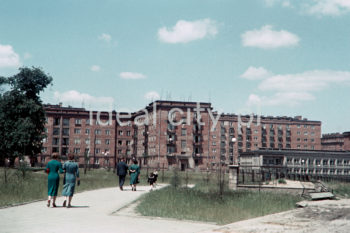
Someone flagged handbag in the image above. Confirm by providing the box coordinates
[45,168,50,174]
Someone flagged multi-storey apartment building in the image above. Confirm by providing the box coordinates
[41,104,118,168]
[41,101,323,170]
[321,132,350,151]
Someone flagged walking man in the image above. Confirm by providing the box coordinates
[116,158,128,191]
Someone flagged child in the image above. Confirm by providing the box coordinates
[148,172,156,190]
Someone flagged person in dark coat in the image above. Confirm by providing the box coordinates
[116,158,128,191]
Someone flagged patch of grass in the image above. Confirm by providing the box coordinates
[0,168,118,207]
[326,181,350,198]
[136,184,302,225]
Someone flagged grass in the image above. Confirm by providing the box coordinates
[0,166,213,207]
[326,181,350,197]
[0,168,119,207]
[136,184,302,225]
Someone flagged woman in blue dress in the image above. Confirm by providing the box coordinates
[129,159,140,191]
[45,153,63,207]
[62,154,80,208]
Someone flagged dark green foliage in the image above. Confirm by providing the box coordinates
[0,67,52,167]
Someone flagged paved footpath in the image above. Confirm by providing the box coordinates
[0,185,215,233]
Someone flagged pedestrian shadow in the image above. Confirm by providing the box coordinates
[69,206,90,208]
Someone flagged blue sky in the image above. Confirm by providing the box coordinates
[1,0,350,134]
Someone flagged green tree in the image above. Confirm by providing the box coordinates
[0,67,52,167]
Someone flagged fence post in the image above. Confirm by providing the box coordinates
[252,170,255,183]
[162,163,165,182]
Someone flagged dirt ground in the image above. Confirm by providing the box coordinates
[199,198,350,233]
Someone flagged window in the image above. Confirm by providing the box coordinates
[297,138,301,142]
[297,124,301,128]
[62,138,69,146]
[74,138,80,145]
[74,128,81,134]
[181,140,186,149]
[304,138,308,142]
[85,129,90,135]
[42,147,47,153]
[105,139,110,145]
[212,135,217,139]
[118,149,122,154]
[75,119,82,125]
[95,139,101,145]
[95,148,100,154]
[118,140,122,145]
[304,125,308,128]
[105,130,110,135]
[74,148,80,154]
[181,128,187,136]
[53,128,59,135]
[297,131,301,135]
[304,131,308,136]
[54,118,60,126]
[52,138,59,145]
[126,140,130,146]
[118,130,123,136]
[212,148,217,153]
[86,119,90,125]
[63,118,69,126]
[323,159,328,165]
[94,158,100,164]
[311,138,315,142]
[311,132,315,136]
[95,129,101,135]
[212,141,216,146]
[62,128,69,136]
[126,131,131,136]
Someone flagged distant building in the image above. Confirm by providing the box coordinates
[240,149,350,177]
[40,100,322,170]
[321,132,350,151]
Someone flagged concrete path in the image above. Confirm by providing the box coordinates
[0,185,215,233]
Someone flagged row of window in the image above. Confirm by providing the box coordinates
[288,168,350,175]
[286,158,350,165]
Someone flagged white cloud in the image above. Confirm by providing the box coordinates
[98,33,112,42]
[241,25,300,49]
[246,69,350,107]
[158,18,218,44]
[120,72,146,80]
[307,0,350,16]
[264,0,350,16]
[144,91,160,101]
[264,0,292,8]
[259,70,350,92]
[247,92,315,107]
[241,66,272,80]
[0,44,21,68]
[90,65,101,72]
[54,90,114,111]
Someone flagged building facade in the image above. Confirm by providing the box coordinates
[240,149,350,177]
[41,101,323,170]
[321,132,350,151]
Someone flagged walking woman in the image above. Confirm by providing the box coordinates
[62,154,80,208]
[129,160,140,191]
[45,153,63,207]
